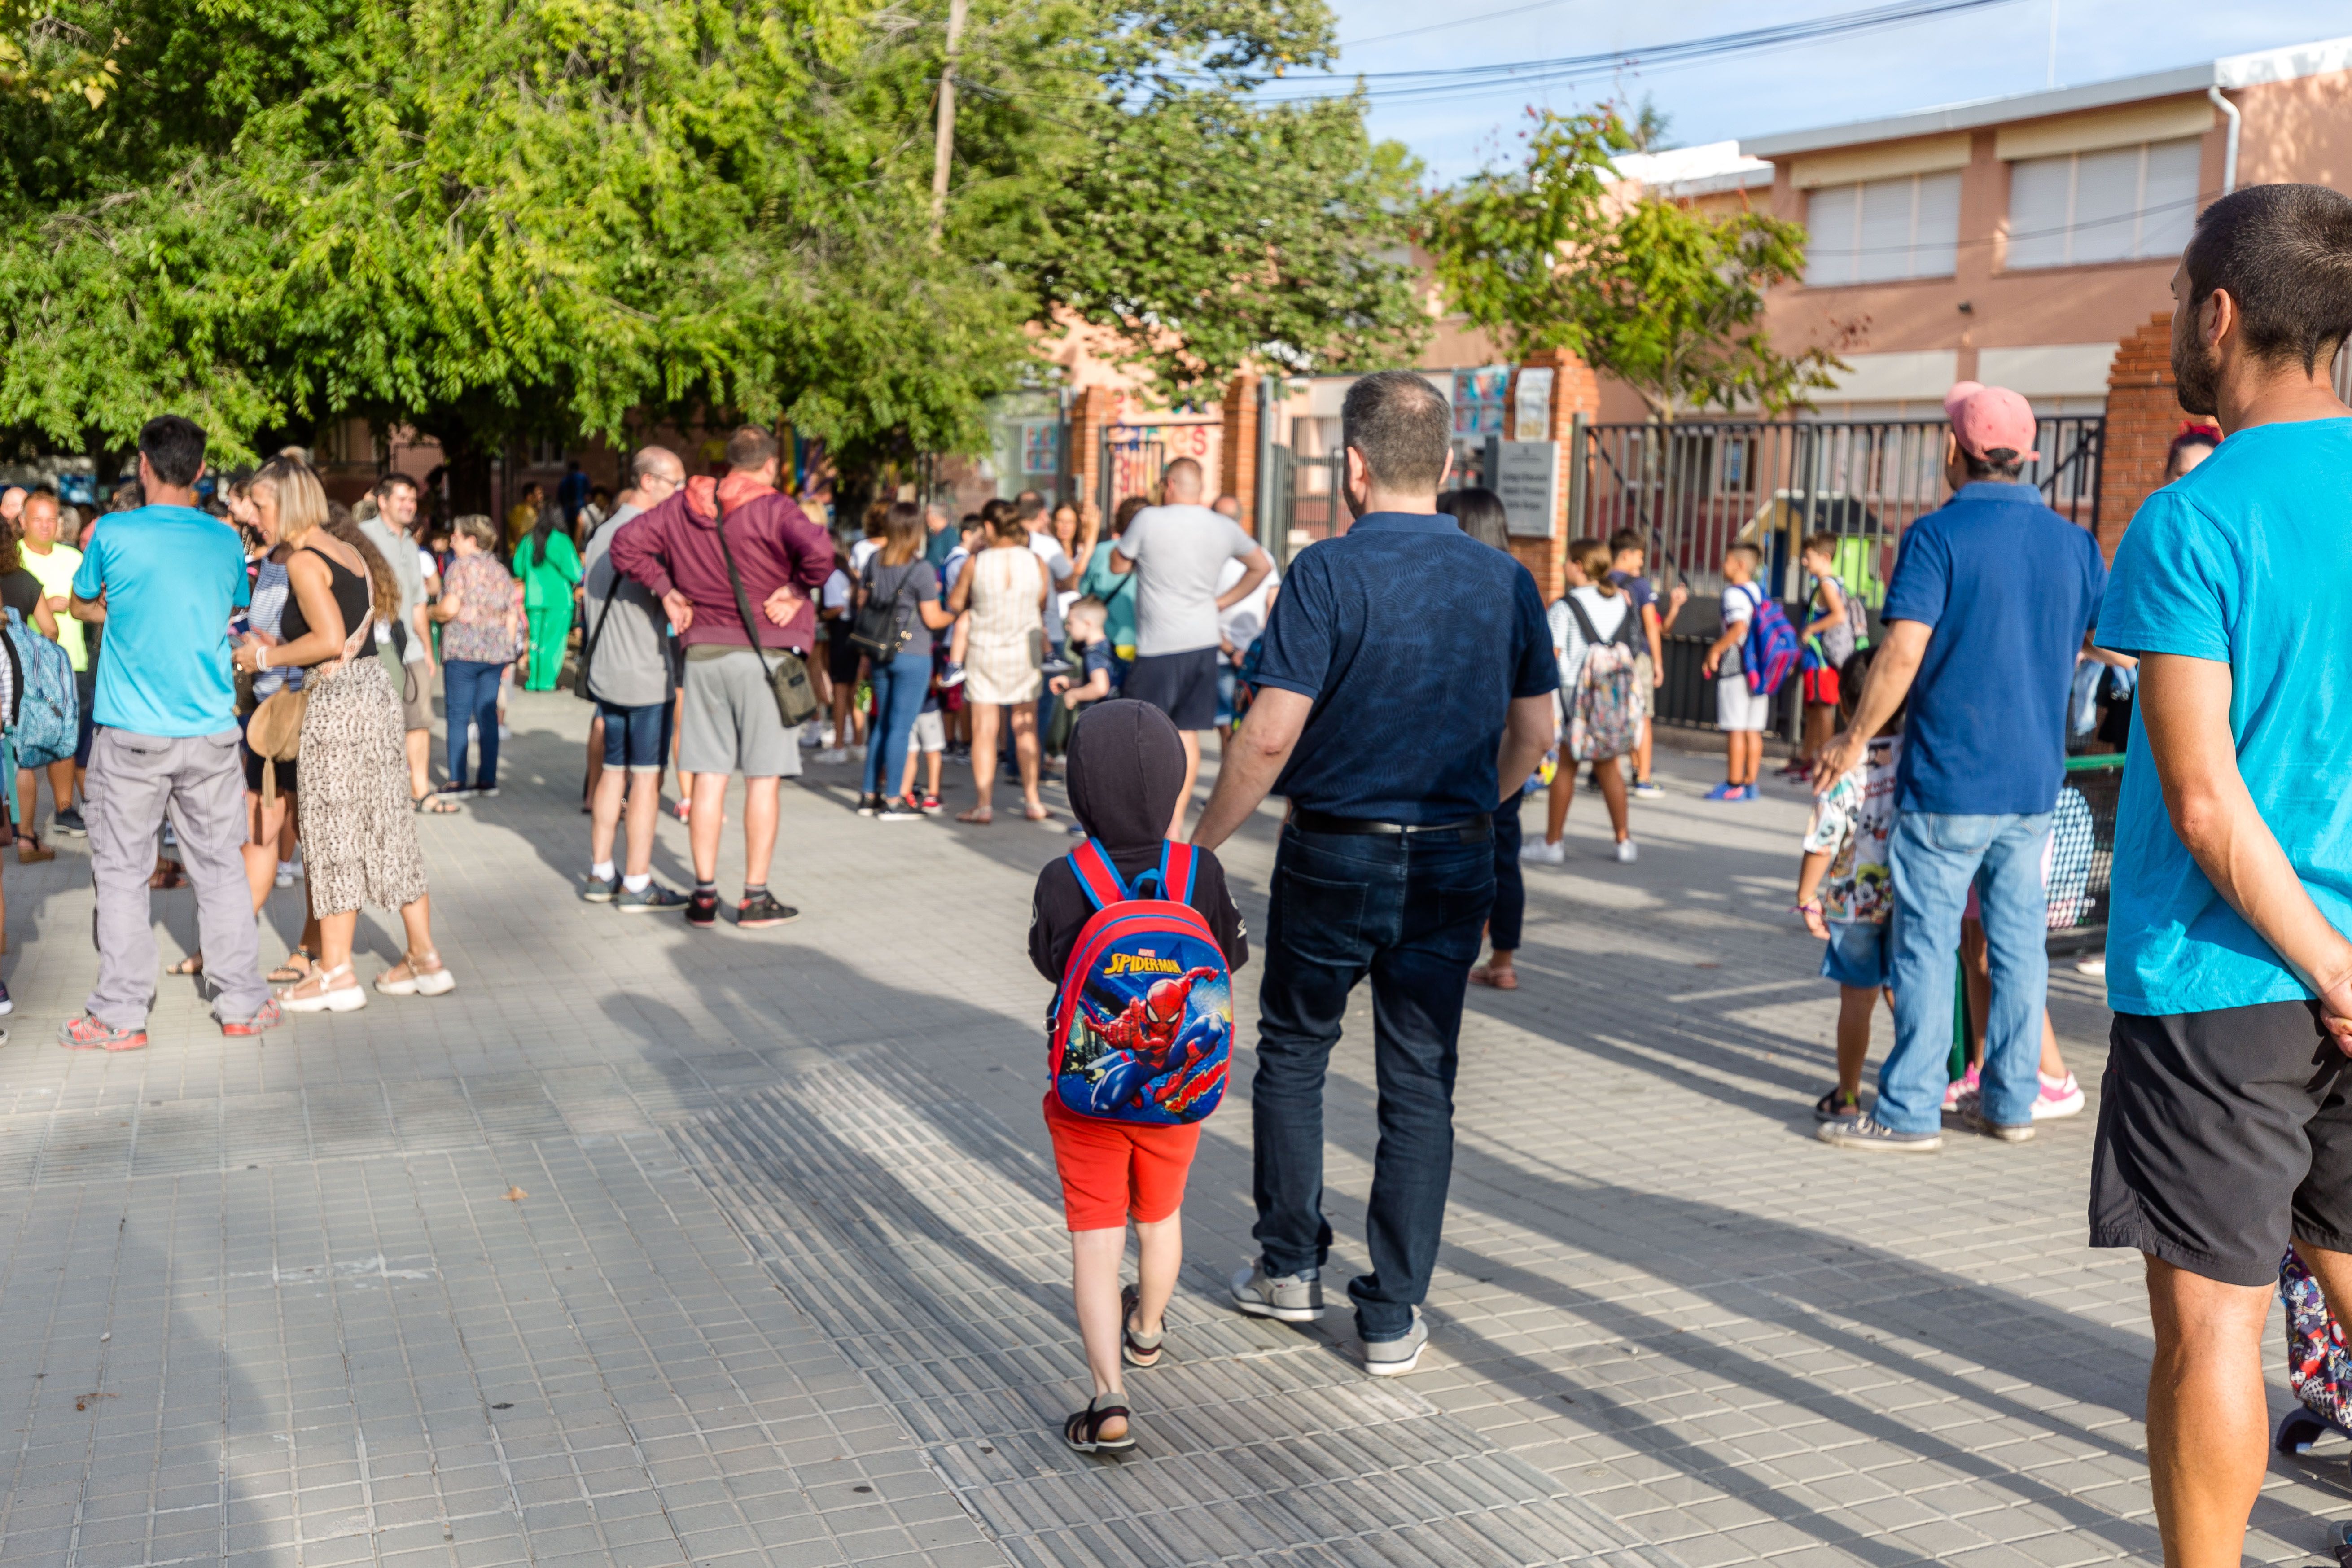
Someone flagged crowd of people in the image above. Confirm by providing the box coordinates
[3,181,2349,1568]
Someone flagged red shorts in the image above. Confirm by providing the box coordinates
[1043,1095,1201,1231]
[1802,666,1840,707]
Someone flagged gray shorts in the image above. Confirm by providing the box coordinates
[912,710,945,753]
[401,659,434,732]
[679,647,803,779]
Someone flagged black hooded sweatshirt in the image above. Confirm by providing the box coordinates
[1028,700,1248,984]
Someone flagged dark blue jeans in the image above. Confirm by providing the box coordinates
[1252,821,1496,1340]
[1489,807,1524,952]
[862,648,931,799]
[443,659,503,790]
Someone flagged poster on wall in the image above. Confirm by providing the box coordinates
[1453,367,1511,438]
[1513,368,1554,440]
[1021,421,1061,476]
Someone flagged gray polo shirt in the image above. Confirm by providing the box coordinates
[582,505,674,707]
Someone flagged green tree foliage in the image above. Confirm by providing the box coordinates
[1425,107,1842,421]
[0,0,1425,470]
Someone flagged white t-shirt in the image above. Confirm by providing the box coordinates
[850,537,882,574]
[1027,531,1075,644]
[1718,582,1764,676]
[1115,504,1260,657]
[821,568,851,614]
[1215,556,1280,661]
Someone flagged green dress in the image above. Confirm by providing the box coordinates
[517,532,582,691]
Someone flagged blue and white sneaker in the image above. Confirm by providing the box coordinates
[1703,782,1745,802]
[1816,1113,1941,1153]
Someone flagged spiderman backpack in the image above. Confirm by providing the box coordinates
[1047,839,1234,1126]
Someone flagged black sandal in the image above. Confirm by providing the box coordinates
[1063,1396,1135,1454]
[1120,1283,1163,1369]
[267,947,318,985]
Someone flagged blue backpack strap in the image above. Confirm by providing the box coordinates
[1160,840,1199,905]
[1066,840,1131,911]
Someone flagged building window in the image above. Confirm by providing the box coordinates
[1803,171,1961,286]
[2005,137,2199,269]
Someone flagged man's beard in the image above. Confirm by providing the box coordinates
[2173,321,2221,416]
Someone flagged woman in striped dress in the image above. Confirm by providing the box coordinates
[946,504,1049,824]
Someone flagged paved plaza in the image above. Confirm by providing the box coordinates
[0,692,2343,1568]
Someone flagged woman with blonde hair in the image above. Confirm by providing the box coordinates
[231,458,449,1010]
[946,499,1050,824]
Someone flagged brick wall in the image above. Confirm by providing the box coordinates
[1068,385,1115,516]
[1507,349,1602,601]
[1219,371,1258,531]
[2097,312,2188,562]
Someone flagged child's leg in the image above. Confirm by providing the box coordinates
[1545,768,1573,846]
[923,748,942,797]
[1961,916,1991,1069]
[2039,1009,2065,1079]
[1132,1213,1180,1336]
[1836,985,1877,1097]
[1722,730,1740,785]
[1069,1226,1129,1406]
[1742,731,1765,784]
[1596,754,1630,842]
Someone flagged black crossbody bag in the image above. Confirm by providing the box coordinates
[709,489,819,728]
[849,559,915,660]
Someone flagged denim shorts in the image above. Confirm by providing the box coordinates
[1820,919,1891,989]
[599,698,670,772]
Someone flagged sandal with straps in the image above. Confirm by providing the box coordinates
[375,949,456,997]
[279,961,367,1014]
[1120,1283,1164,1369]
[1062,1395,1136,1455]
[267,947,318,985]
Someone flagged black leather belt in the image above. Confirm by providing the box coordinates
[1291,807,1492,839]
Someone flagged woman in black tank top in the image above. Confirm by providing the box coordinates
[232,459,451,1012]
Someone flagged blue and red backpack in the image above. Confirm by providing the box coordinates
[1743,595,1802,698]
[1047,839,1233,1126]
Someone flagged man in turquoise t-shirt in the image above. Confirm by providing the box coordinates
[2086,184,2352,1564]
[61,415,277,1049]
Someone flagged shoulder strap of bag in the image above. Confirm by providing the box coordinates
[709,490,780,686]
[1562,593,1603,647]
[1159,840,1198,905]
[577,527,628,696]
[1068,840,1130,911]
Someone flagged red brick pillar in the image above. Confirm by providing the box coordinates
[2098,313,2187,563]
[1506,350,1603,602]
[1219,371,1258,530]
[1069,386,1115,515]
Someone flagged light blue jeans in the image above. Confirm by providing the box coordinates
[1881,810,2053,1134]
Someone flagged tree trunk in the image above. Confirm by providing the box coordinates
[427,419,495,518]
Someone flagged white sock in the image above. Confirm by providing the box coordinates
[591,860,615,881]
[622,873,651,893]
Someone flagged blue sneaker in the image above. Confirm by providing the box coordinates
[1739,784,1762,802]
[1703,782,1744,802]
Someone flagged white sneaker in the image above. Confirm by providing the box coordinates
[1614,839,1638,863]
[275,861,294,888]
[2032,1072,2086,1120]
[1518,838,1566,867]
[2074,955,2106,976]
[817,748,849,766]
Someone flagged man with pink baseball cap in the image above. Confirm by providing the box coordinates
[1810,378,2107,1154]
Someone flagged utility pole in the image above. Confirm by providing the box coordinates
[929,0,969,244]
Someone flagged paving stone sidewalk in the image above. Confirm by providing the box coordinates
[0,694,2343,1567]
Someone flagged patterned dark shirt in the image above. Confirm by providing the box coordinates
[1251,512,1559,824]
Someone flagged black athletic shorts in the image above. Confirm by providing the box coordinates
[2089,1000,2352,1287]
[825,628,862,686]
[1123,647,1219,731]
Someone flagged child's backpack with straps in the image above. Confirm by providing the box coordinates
[1742,593,1803,698]
[1564,596,1641,762]
[4,607,74,765]
[1048,839,1233,1126]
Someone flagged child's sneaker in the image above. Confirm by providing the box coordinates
[1813,1085,1860,1121]
[1703,782,1744,802]
[1519,837,1566,867]
[918,793,944,816]
[940,661,967,688]
[1739,784,1762,801]
[1613,839,1638,864]
[1942,1061,1980,1112]
[2032,1071,2085,1119]
[1631,780,1665,799]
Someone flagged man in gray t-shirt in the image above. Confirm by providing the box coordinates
[579,446,688,911]
[358,473,435,802]
[1109,456,1274,834]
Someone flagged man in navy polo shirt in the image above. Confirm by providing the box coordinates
[1811,382,2106,1152]
[1192,370,1556,1375]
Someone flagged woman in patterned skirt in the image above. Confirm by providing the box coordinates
[232,458,451,1012]
[946,501,1049,825]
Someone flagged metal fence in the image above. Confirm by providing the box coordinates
[1095,427,1167,518]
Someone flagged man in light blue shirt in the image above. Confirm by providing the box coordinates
[2083,183,2352,1565]
[61,415,277,1048]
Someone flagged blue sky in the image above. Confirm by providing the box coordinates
[1314,0,2343,182]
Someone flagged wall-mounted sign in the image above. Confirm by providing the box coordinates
[1489,440,1559,538]
[1453,366,1511,438]
[1513,368,1555,441]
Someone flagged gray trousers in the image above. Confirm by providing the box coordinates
[86,727,269,1028]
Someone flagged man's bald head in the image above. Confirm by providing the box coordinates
[1162,459,1204,503]
[632,445,685,486]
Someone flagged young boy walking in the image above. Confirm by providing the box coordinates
[1029,700,1247,1454]
[1700,542,1768,800]
[1606,530,1687,799]
[1796,649,1901,1123]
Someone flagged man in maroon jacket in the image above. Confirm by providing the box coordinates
[610,425,832,929]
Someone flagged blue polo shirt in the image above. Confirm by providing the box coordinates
[71,504,250,737]
[1251,512,1558,823]
[1879,482,2105,816]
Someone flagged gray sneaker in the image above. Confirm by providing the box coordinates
[1816,1113,1941,1153]
[1230,1262,1324,1323]
[615,882,688,914]
[1955,1090,2036,1143]
[583,873,619,903]
[1363,1312,1429,1378]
